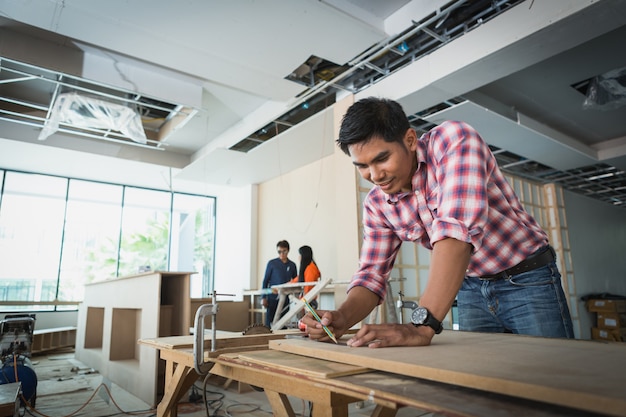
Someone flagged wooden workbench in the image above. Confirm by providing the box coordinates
[138,330,301,417]
[211,349,610,417]
[140,329,626,417]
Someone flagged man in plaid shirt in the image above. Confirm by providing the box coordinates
[303,97,574,347]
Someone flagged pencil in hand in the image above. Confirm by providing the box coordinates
[302,298,338,344]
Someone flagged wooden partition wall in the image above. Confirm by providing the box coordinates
[75,271,193,406]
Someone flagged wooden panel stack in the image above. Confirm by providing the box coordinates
[586,298,626,342]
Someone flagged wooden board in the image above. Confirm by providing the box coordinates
[138,329,301,350]
[332,371,603,417]
[269,331,626,417]
[236,349,369,378]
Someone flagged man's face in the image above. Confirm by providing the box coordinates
[348,129,418,195]
[277,247,289,261]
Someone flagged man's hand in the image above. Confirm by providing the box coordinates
[347,323,434,348]
[301,310,349,342]
[261,298,268,308]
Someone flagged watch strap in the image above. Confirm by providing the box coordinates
[413,307,443,334]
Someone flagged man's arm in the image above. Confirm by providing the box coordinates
[261,261,272,305]
[419,237,472,325]
[336,286,380,329]
[343,237,471,347]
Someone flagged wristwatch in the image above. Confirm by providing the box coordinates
[410,306,443,334]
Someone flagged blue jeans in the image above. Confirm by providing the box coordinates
[458,262,574,338]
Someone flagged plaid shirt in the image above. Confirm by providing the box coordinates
[349,121,548,300]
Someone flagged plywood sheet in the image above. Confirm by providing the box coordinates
[269,331,626,417]
[236,349,369,378]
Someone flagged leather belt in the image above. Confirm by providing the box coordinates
[479,246,555,280]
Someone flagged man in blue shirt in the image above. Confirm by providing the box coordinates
[262,240,298,327]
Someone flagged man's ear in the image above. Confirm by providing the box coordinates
[404,128,418,151]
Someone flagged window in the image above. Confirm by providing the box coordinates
[0,169,216,311]
[118,187,171,277]
[171,193,215,298]
[0,172,67,310]
[59,180,123,304]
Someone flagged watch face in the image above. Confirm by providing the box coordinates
[411,307,428,325]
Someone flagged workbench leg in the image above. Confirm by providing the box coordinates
[156,361,199,417]
[312,402,349,417]
[371,404,398,417]
[264,390,296,417]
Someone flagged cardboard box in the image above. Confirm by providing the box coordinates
[591,327,626,342]
[586,299,626,313]
[597,312,626,329]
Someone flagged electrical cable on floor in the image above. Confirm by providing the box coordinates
[201,372,224,417]
[223,403,262,416]
[17,376,156,417]
[197,374,277,417]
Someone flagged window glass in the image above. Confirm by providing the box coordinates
[118,187,171,277]
[0,172,67,311]
[171,194,216,298]
[58,180,123,303]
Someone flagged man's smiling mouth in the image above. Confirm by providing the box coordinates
[377,179,393,190]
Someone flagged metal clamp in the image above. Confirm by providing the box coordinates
[193,291,236,375]
[193,302,218,375]
[396,291,418,324]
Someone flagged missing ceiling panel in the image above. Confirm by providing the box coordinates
[490,145,626,208]
[229,91,336,153]
[38,92,147,144]
[580,66,626,112]
[286,55,350,88]
[0,56,198,149]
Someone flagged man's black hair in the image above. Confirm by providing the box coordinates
[277,240,290,250]
[336,97,411,155]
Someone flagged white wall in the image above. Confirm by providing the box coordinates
[255,96,361,290]
[564,190,626,339]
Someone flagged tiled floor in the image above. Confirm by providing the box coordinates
[23,349,436,417]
